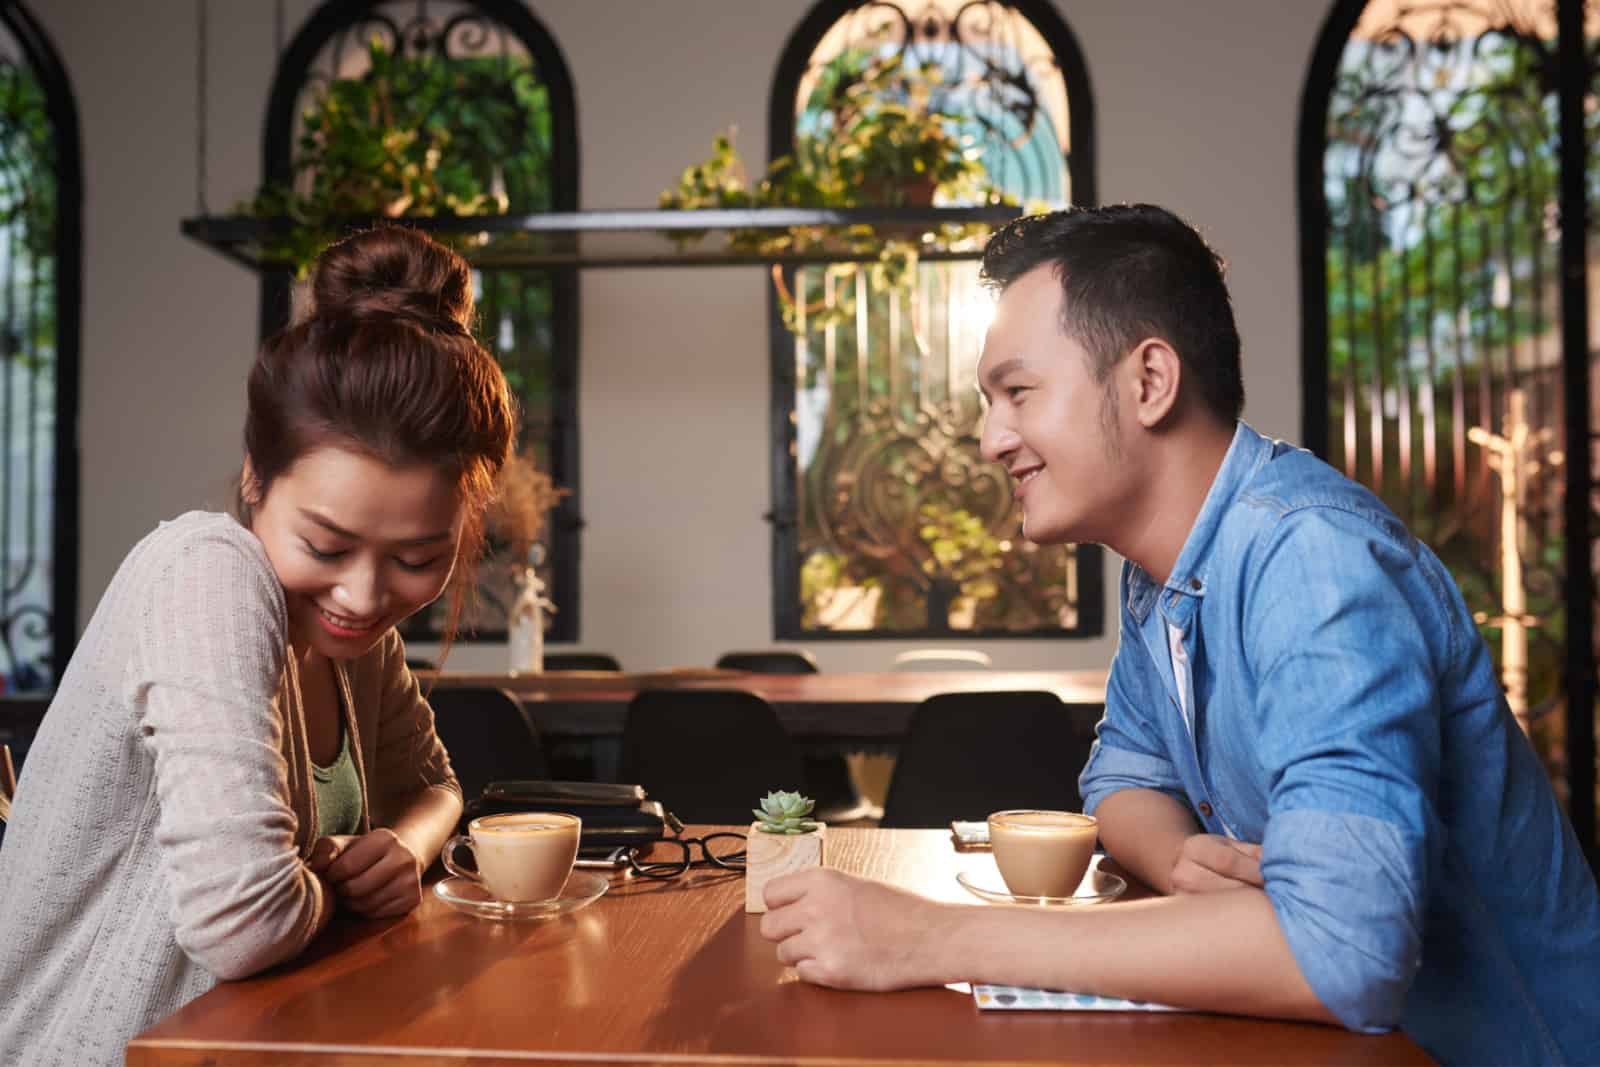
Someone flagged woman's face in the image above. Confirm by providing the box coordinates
[247,444,463,661]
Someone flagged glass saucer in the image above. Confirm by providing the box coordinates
[433,870,608,921]
[956,866,1126,907]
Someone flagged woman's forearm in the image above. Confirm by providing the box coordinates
[384,784,463,870]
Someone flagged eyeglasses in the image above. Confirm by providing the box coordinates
[626,832,748,880]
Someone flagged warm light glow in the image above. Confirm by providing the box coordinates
[1350,0,1600,42]
[795,1,1072,173]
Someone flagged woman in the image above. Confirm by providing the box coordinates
[0,227,516,1065]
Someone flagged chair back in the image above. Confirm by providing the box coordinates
[715,649,819,674]
[426,687,549,802]
[621,689,804,824]
[543,652,623,672]
[880,692,1101,828]
[715,650,872,820]
[0,743,14,824]
[891,649,993,672]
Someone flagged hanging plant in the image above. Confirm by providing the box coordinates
[660,54,1001,334]
[236,39,552,276]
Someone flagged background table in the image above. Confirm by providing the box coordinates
[421,669,1109,742]
[128,827,1432,1066]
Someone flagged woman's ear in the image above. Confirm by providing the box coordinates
[239,458,263,508]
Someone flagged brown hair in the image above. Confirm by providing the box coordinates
[238,225,517,650]
[980,204,1244,424]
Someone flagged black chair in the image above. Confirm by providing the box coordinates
[426,686,550,802]
[713,650,874,823]
[620,689,805,824]
[544,652,623,672]
[880,692,1101,828]
[715,649,819,674]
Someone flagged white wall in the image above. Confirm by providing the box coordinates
[34,0,1330,673]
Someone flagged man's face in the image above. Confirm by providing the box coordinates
[977,265,1134,546]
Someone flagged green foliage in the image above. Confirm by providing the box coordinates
[799,550,879,629]
[0,61,58,373]
[236,39,552,275]
[1325,34,1582,737]
[1324,37,1560,385]
[753,790,820,834]
[661,56,987,214]
[917,503,1003,601]
[660,53,997,333]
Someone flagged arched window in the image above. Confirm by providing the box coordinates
[768,0,1097,639]
[1300,0,1595,845]
[262,0,581,642]
[0,3,80,691]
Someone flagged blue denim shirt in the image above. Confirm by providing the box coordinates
[1079,423,1600,1066]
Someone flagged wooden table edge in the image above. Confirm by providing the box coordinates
[127,1034,1059,1066]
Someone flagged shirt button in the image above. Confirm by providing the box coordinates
[1189,577,1202,590]
[1197,801,1214,817]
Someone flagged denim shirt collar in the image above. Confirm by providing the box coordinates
[1124,421,1273,625]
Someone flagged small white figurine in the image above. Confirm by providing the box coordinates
[508,566,554,673]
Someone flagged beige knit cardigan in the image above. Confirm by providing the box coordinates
[0,512,459,1066]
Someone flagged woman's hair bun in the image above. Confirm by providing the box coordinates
[309,225,474,333]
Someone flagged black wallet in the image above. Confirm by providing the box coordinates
[460,779,673,850]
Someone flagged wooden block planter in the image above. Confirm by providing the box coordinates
[745,823,826,913]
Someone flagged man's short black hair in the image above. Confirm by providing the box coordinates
[980,204,1245,424]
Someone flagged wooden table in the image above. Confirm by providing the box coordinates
[128,828,1432,1066]
[421,669,1109,741]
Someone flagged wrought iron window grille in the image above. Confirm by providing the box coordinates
[0,3,80,691]
[765,0,1102,640]
[178,1,1094,646]
[190,0,584,643]
[1300,0,1596,859]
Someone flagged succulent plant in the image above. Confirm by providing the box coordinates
[753,790,820,834]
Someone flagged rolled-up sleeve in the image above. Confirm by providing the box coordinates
[1080,606,1187,815]
[1247,508,1445,1032]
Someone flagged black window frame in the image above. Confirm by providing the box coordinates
[765,0,1102,642]
[257,0,583,643]
[0,1,81,686]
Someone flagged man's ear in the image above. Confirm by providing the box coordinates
[240,457,263,508]
[1128,338,1182,429]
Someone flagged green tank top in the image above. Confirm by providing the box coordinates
[310,726,363,838]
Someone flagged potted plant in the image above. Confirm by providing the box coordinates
[237,38,550,276]
[745,790,825,914]
[659,54,995,334]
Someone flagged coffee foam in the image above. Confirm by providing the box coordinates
[992,811,1096,833]
[473,812,578,835]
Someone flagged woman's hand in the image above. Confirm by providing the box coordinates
[1169,834,1264,894]
[307,829,423,917]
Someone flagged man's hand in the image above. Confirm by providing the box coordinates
[307,829,423,918]
[758,868,954,991]
[1169,834,1263,894]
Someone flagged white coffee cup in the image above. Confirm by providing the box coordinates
[441,811,581,903]
[987,809,1098,899]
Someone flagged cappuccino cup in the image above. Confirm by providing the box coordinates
[987,810,1098,899]
[441,812,581,903]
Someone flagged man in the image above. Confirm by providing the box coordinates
[759,205,1600,1066]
